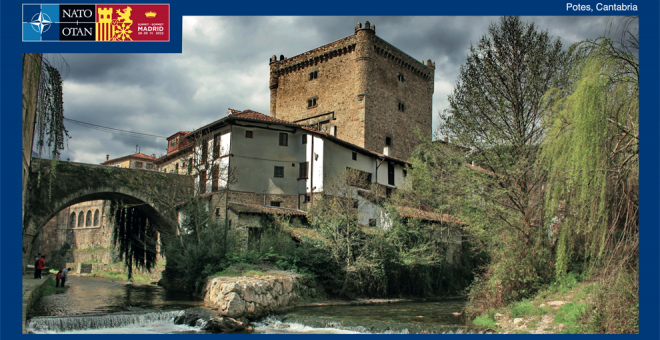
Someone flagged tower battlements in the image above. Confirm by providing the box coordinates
[269,22,435,161]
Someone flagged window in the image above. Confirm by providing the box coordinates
[93,210,100,226]
[398,102,405,112]
[212,165,220,192]
[403,168,407,177]
[386,188,392,198]
[270,201,281,207]
[199,170,207,194]
[369,219,376,227]
[246,130,253,138]
[352,152,357,161]
[213,134,221,159]
[86,211,92,227]
[353,200,359,209]
[135,162,143,168]
[274,166,284,178]
[299,162,309,179]
[398,74,405,82]
[302,134,307,144]
[388,162,395,185]
[146,163,153,169]
[303,195,311,203]
[187,158,193,174]
[307,98,317,108]
[70,212,76,229]
[175,163,179,174]
[201,139,208,163]
[170,140,176,147]
[386,137,392,146]
[215,208,221,217]
[78,213,84,227]
[279,133,288,146]
[309,71,318,80]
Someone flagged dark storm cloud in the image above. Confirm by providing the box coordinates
[58,16,622,164]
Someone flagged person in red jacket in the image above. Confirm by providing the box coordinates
[35,255,46,279]
[55,270,63,287]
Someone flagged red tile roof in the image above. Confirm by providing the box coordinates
[465,163,494,175]
[102,152,158,165]
[228,202,307,216]
[395,206,466,225]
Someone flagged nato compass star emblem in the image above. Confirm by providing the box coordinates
[30,11,52,34]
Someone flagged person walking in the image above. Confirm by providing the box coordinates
[61,267,71,287]
[33,253,42,279]
[35,255,46,279]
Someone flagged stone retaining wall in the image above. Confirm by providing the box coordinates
[202,274,320,319]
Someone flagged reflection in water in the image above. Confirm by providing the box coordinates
[28,275,204,318]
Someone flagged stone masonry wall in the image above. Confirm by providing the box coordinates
[269,25,435,161]
[203,274,321,319]
[365,35,434,160]
[269,35,367,148]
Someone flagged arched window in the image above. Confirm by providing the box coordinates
[70,212,76,228]
[86,210,92,227]
[93,209,100,226]
[78,212,84,227]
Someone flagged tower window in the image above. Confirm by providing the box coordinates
[279,133,288,146]
[309,71,318,80]
[274,166,284,178]
[398,102,405,112]
[398,74,405,82]
[307,98,317,108]
[386,137,392,146]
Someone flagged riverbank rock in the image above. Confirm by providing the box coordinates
[202,272,321,319]
[173,307,248,333]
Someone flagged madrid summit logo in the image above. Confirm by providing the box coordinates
[22,4,170,42]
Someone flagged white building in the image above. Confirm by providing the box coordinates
[169,108,410,229]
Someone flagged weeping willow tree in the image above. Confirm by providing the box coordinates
[541,32,638,277]
[33,56,71,201]
[110,200,159,280]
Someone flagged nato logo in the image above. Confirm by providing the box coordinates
[23,4,60,41]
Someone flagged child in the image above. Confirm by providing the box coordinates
[55,269,63,288]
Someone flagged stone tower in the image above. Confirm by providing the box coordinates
[269,21,435,161]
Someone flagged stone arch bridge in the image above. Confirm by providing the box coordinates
[23,158,193,272]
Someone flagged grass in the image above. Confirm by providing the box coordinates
[91,270,152,284]
[473,315,498,329]
[555,303,588,333]
[471,272,598,334]
[41,278,70,297]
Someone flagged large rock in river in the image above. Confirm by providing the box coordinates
[202,272,321,319]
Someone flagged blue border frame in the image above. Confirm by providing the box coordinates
[2,0,658,338]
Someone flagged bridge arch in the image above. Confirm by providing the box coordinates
[23,158,192,272]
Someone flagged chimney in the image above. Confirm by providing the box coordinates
[106,155,109,161]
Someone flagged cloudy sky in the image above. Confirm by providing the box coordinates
[53,16,619,164]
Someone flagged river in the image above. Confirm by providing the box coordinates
[26,275,481,334]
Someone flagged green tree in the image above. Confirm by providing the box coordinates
[541,34,638,277]
[440,16,565,310]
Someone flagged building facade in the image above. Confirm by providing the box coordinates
[102,152,159,170]
[268,22,435,161]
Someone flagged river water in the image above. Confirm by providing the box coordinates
[27,276,479,334]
